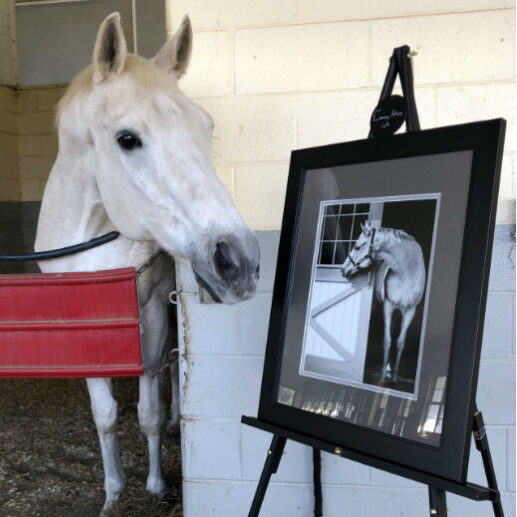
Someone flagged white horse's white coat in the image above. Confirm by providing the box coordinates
[342,222,425,383]
[35,12,259,514]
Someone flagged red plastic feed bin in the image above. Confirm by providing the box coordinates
[0,267,143,378]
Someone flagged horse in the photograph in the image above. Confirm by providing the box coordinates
[342,221,425,384]
[35,13,259,515]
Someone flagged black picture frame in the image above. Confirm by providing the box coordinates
[258,119,506,483]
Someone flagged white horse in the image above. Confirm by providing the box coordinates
[35,12,259,514]
[342,221,425,384]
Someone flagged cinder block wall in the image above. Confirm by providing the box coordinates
[0,85,64,202]
[166,0,515,227]
[167,1,516,516]
[16,86,64,200]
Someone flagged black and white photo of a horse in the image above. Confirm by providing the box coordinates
[342,221,426,384]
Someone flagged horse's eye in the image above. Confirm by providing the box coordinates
[117,131,142,151]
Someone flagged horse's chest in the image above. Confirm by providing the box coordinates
[383,270,421,308]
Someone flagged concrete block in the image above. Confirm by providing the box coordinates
[235,22,370,94]
[178,292,271,356]
[0,132,17,157]
[0,86,16,111]
[466,426,506,488]
[508,427,516,492]
[296,0,515,23]
[180,355,263,417]
[436,83,515,153]
[0,178,20,201]
[21,178,46,201]
[370,466,420,488]
[321,452,370,486]
[0,107,16,134]
[17,111,56,136]
[241,424,313,483]
[322,485,428,517]
[182,30,233,98]
[447,491,515,517]
[372,11,515,86]
[198,96,296,162]
[17,134,58,158]
[18,156,54,179]
[476,359,515,426]
[496,200,516,226]
[166,0,298,31]
[235,162,288,230]
[488,225,515,293]
[16,89,38,113]
[36,88,65,112]
[216,165,234,198]
[183,480,314,517]
[482,292,514,358]
[0,156,19,179]
[167,0,514,30]
[181,417,242,480]
[297,88,435,149]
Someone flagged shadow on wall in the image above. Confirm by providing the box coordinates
[0,201,41,274]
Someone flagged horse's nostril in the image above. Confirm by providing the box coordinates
[255,264,260,278]
[214,241,240,282]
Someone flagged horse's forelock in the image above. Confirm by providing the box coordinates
[57,54,169,124]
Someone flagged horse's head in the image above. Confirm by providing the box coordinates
[341,221,375,279]
[58,13,259,304]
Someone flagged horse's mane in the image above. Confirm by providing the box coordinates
[377,227,415,243]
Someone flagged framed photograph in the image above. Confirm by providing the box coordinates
[258,120,505,482]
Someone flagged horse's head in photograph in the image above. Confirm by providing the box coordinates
[341,220,376,279]
[57,12,259,304]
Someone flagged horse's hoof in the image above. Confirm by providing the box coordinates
[146,475,167,500]
[100,496,119,517]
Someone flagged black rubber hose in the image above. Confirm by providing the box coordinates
[0,231,120,262]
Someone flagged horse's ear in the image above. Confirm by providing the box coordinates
[361,220,372,235]
[152,15,192,78]
[92,12,128,83]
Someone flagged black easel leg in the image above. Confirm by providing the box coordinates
[473,406,505,517]
[312,448,322,517]
[428,486,448,517]
[248,434,287,517]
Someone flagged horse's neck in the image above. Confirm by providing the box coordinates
[375,230,416,275]
[35,144,158,273]
[36,147,111,249]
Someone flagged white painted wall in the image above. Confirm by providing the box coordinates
[166,0,515,227]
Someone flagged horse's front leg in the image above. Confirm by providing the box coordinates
[138,372,166,497]
[381,301,394,383]
[393,306,416,382]
[86,377,126,514]
[138,289,168,498]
